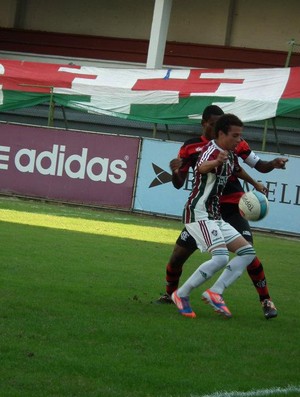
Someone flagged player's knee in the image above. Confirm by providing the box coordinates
[235,244,256,262]
[200,252,229,279]
[211,249,230,268]
[169,244,193,267]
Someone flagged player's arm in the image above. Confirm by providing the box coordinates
[169,158,188,189]
[254,157,288,173]
[237,140,288,173]
[197,151,228,173]
[236,167,267,194]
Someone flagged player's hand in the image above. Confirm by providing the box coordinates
[216,150,228,165]
[254,182,268,195]
[272,157,288,169]
[169,158,182,174]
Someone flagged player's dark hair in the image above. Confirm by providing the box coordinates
[215,113,243,137]
[202,105,224,122]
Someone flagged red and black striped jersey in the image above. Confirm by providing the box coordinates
[178,136,210,172]
[220,139,259,203]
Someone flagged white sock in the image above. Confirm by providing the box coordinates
[210,245,256,295]
[177,248,229,297]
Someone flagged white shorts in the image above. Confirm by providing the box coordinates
[185,219,241,252]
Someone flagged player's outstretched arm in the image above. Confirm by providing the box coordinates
[255,157,288,173]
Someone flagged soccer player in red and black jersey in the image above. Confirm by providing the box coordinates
[156,105,288,319]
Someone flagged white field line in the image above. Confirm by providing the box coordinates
[193,385,300,397]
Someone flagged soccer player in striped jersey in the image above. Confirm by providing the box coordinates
[171,113,265,318]
[156,106,287,319]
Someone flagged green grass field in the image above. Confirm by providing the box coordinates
[0,196,299,397]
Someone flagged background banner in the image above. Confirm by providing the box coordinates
[1,124,299,235]
[0,124,140,209]
[1,60,300,125]
[133,138,300,235]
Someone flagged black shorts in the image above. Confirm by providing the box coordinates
[220,203,253,244]
[176,227,198,251]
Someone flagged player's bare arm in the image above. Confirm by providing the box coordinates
[255,157,288,173]
[236,167,267,194]
[169,158,187,189]
[198,151,228,174]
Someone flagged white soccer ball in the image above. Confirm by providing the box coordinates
[238,191,269,222]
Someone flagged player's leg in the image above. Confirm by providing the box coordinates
[176,245,229,297]
[202,222,255,318]
[155,227,197,304]
[209,235,256,293]
[173,221,229,317]
[221,203,277,319]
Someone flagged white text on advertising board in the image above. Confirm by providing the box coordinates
[0,144,128,184]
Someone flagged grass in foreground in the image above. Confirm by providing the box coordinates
[0,197,299,397]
